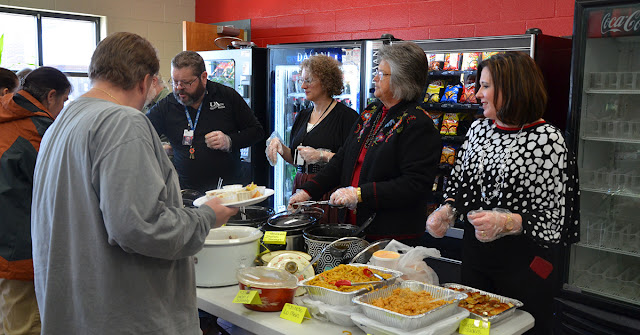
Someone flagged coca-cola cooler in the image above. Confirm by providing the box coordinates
[555,1,640,333]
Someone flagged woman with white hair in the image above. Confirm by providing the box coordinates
[289,42,441,245]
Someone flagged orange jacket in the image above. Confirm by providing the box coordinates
[0,90,54,281]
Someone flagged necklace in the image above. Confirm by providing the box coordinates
[93,87,122,105]
[475,124,525,204]
[308,100,334,133]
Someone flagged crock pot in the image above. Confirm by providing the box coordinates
[194,226,263,287]
[227,206,274,228]
[303,224,369,274]
[263,210,318,251]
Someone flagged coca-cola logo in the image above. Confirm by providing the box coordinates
[601,10,640,34]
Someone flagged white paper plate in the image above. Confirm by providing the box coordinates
[193,188,274,208]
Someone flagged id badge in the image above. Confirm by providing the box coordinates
[182,129,194,145]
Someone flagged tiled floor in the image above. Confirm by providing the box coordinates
[216,318,257,335]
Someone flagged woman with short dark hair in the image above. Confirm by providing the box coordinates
[289,42,441,243]
[427,51,579,334]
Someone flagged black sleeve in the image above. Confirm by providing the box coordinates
[228,91,265,149]
[146,101,166,137]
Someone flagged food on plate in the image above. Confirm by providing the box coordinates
[306,264,392,292]
[205,183,265,204]
[450,288,515,316]
[368,287,451,315]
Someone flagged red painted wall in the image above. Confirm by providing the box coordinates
[196,0,575,47]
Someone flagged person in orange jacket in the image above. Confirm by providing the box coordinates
[0,66,70,335]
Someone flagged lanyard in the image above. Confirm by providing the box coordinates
[185,101,203,131]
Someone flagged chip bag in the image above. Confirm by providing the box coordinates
[426,111,443,130]
[482,51,500,61]
[441,84,462,103]
[461,52,480,71]
[459,83,477,104]
[440,113,460,135]
[428,53,445,71]
[443,53,462,71]
[425,82,444,103]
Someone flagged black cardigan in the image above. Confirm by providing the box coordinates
[302,100,441,238]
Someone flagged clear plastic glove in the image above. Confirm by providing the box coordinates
[426,204,456,238]
[204,131,232,152]
[329,186,358,210]
[297,146,328,164]
[266,136,284,166]
[467,208,523,243]
[287,189,311,210]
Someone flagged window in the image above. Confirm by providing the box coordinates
[0,7,100,102]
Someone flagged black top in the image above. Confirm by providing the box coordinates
[444,118,580,268]
[302,100,442,238]
[147,80,264,192]
[289,101,359,159]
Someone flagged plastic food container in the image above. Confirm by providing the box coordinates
[236,267,298,312]
[297,264,403,306]
[370,250,401,269]
[352,281,466,331]
[194,226,263,287]
[442,283,524,324]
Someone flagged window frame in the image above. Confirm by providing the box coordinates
[0,6,100,78]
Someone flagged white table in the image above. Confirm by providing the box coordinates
[197,285,534,335]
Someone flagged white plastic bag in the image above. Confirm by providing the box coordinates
[381,240,441,285]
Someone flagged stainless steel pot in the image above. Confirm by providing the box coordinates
[227,206,274,228]
[303,224,369,274]
[263,210,321,251]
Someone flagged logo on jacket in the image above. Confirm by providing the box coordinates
[210,101,226,110]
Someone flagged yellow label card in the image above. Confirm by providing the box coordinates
[232,290,262,305]
[459,318,491,335]
[279,303,311,324]
[263,231,287,245]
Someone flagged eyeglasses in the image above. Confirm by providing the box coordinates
[297,77,314,85]
[169,77,199,88]
[375,71,391,79]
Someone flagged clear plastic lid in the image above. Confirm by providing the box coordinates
[236,266,298,289]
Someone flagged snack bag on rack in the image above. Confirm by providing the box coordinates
[440,113,460,135]
[381,240,440,285]
[424,81,444,103]
[441,84,462,103]
[459,83,477,103]
[440,145,457,165]
[482,51,500,60]
[443,53,462,71]
[461,52,480,71]
[428,53,445,71]
[426,111,443,130]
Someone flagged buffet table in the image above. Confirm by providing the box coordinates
[197,285,535,335]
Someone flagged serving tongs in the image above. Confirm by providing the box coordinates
[291,200,345,208]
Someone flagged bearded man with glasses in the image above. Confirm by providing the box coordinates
[147,51,264,192]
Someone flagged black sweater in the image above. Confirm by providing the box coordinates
[302,100,441,238]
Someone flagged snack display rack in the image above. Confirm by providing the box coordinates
[557,0,640,332]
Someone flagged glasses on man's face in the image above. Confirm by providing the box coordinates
[297,77,314,85]
[375,71,391,80]
[169,77,199,88]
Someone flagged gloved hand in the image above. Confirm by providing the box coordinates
[426,204,456,238]
[288,189,311,210]
[266,136,284,166]
[467,208,522,243]
[205,131,232,152]
[329,186,358,210]
[297,146,328,164]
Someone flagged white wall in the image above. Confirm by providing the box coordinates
[0,0,195,81]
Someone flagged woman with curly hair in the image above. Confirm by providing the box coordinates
[267,54,358,223]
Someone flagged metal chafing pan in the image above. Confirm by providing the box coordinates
[352,281,467,331]
[442,283,524,324]
[297,264,402,306]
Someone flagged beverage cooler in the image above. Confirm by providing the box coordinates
[198,48,269,187]
[555,0,640,333]
[267,41,365,211]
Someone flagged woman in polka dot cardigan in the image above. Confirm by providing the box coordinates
[427,51,579,334]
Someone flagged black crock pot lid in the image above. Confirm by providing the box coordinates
[267,213,315,230]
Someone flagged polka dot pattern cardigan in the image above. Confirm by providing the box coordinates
[444,118,580,247]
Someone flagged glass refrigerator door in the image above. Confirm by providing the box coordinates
[568,4,640,306]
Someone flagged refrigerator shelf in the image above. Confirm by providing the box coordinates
[585,89,640,95]
[579,287,639,306]
[580,188,640,199]
[581,136,640,144]
[575,243,640,258]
